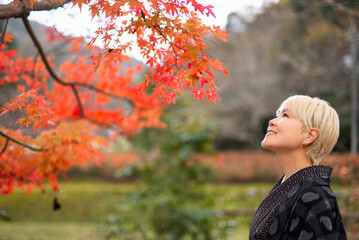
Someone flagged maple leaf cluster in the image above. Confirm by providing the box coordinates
[0,32,163,194]
[0,0,228,194]
[82,0,229,103]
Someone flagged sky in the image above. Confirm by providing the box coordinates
[17,0,278,60]
[27,0,277,36]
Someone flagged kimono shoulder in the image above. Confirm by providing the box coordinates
[268,177,347,240]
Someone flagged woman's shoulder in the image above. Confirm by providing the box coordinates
[294,185,337,209]
[280,175,340,220]
[288,175,337,208]
[285,180,343,229]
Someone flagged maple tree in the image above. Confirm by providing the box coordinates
[0,0,228,195]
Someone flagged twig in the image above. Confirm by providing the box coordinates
[0,130,43,152]
[76,82,132,107]
[0,138,9,155]
[0,18,9,47]
[153,24,179,58]
[155,11,185,49]
[71,85,84,117]
[140,10,182,64]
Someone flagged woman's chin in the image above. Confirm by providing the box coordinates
[261,139,269,149]
[261,140,275,152]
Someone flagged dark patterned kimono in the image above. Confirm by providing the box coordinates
[249,165,347,240]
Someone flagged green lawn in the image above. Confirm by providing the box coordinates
[0,222,102,240]
[0,181,353,240]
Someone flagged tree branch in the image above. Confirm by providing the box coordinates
[21,14,86,117]
[21,15,134,110]
[0,138,9,155]
[0,0,71,20]
[140,10,182,64]
[75,82,132,107]
[71,85,84,117]
[324,0,359,18]
[21,15,72,86]
[0,130,43,152]
[0,18,9,46]
[153,24,179,58]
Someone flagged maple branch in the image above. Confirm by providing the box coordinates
[0,130,43,152]
[21,15,134,116]
[0,138,9,155]
[139,10,181,62]
[22,14,84,116]
[21,15,134,110]
[75,82,134,107]
[71,85,85,117]
[156,12,186,51]
[0,0,71,20]
[0,18,9,47]
[153,24,179,58]
[21,15,71,86]
[323,0,359,18]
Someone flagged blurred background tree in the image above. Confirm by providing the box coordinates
[101,98,236,240]
[199,0,358,152]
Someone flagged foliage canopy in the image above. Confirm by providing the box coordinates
[0,0,228,195]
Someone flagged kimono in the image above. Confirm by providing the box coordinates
[249,165,347,240]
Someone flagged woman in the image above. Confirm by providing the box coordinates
[249,95,346,240]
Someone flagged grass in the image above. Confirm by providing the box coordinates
[0,182,134,222]
[0,222,102,240]
[0,181,353,240]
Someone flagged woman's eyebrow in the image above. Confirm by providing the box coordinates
[276,108,288,116]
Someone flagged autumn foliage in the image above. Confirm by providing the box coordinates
[0,0,228,194]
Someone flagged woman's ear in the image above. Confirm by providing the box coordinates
[304,128,319,146]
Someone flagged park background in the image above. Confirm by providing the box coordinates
[1,0,359,239]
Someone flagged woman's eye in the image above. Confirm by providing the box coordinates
[283,113,289,117]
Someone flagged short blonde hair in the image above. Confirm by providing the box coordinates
[277,95,339,165]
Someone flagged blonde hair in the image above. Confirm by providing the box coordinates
[277,95,339,165]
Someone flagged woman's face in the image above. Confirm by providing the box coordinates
[261,109,307,153]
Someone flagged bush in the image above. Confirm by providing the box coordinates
[100,104,236,240]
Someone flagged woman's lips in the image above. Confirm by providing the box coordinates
[266,130,277,135]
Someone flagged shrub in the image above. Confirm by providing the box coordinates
[100,105,236,240]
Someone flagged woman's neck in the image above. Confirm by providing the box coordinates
[276,150,313,182]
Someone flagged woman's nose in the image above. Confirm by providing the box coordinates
[269,118,276,126]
